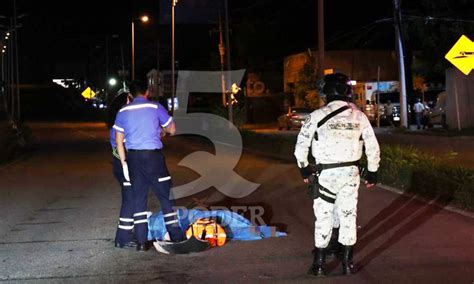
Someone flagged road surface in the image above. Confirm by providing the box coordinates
[0,122,473,283]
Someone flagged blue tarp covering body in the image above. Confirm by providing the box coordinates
[148,209,286,241]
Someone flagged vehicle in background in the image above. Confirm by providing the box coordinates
[278,107,312,130]
[353,81,399,125]
[353,81,399,107]
[428,91,447,128]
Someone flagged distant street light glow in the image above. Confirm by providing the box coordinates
[141,16,149,23]
[108,78,117,86]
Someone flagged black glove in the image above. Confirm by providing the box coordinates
[366,171,378,186]
[299,166,313,179]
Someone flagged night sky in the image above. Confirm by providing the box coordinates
[0,0,471,86]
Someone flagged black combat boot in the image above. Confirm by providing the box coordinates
[327,227,342,257]
[342,245,356,275]
[308,248,326,276]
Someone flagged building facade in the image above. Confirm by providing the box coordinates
[283,49,399,93]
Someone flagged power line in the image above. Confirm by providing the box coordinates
[402,14,474,24]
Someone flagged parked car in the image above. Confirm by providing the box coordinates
[278,107,312,130]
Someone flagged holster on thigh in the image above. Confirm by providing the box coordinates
[309,178,336,204]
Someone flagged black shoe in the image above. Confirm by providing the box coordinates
[136,242,150,252]
[342,246,356,275]
[115,240,138,249]
[308,248,326,277]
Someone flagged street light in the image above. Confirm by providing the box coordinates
[108,78,117,86]
[131,15,149,80]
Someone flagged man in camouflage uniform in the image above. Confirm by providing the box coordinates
[294,73,380,276]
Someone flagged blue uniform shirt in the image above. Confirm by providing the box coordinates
[113,97,173,150]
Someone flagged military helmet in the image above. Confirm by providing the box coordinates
[322,73,351,97]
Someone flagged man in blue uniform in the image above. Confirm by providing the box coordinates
[113,80,185,251]
[109,92,136,248]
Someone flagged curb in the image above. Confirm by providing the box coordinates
[376,182,474,219]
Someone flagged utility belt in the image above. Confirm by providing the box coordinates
[309,160,360,204]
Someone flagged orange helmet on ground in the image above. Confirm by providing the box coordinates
[186,218,226,247]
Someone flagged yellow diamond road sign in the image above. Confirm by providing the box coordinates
[445,35,474,75]
[81,87,96,99]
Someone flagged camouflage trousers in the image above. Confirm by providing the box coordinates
[313,166,359,247]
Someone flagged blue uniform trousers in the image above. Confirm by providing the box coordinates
[112,157,135,245]
[127,150,184,244]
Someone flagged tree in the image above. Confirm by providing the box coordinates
[294,57,318,107]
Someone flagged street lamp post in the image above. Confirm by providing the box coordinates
[393,0,408,128]
[131,21,135,80]
[317,0,325,78]
[223,0,233,124]
[13,0,20,118]
[131,15,149,81]
[171,0,178,115]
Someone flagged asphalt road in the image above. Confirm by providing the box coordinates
[0,122,473,283]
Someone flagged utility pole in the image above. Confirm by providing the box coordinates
[13,0,20,119]
[156,39,160,73]
[376,66,381,128]
[224,0,233,124]
[120,42,126,90]
[317,0,325,78]
[156,2,161,73]
[171,0,178,115]
[131,21,135,80]
[1,51,10,121]
[105,35,109,101]
[9,19,14,121]
[393,0,408,128]
[218,13,226,106]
